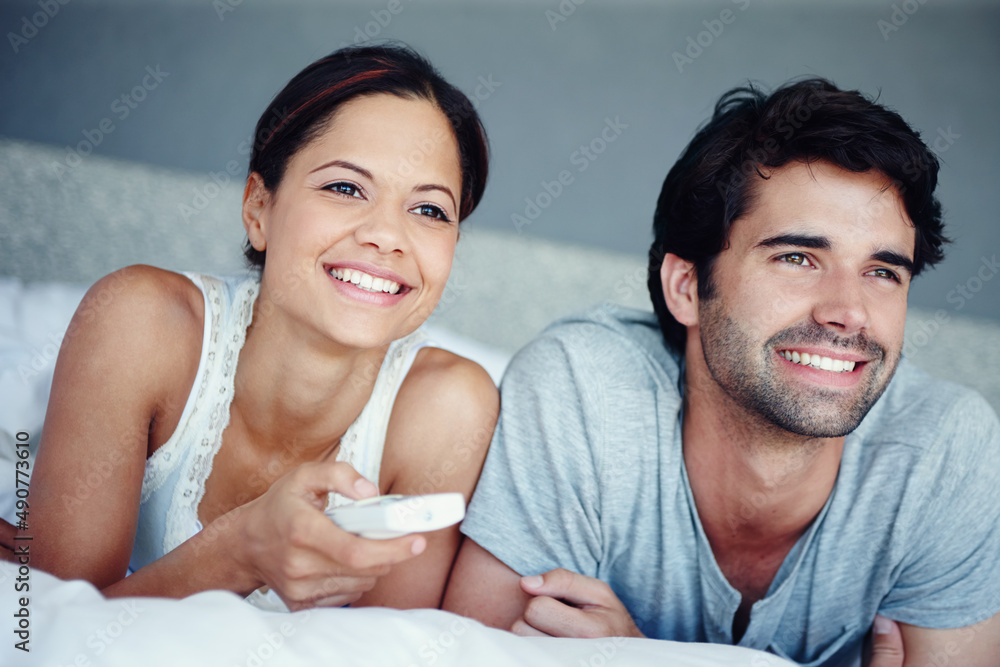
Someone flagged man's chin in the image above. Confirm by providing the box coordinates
[752,383,889,439]
[765,410,865,439]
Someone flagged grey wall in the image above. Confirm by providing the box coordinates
[1,0,998,323]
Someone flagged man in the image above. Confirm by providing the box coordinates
[444,79,1000,666]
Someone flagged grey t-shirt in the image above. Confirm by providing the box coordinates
[462,305,1000,667]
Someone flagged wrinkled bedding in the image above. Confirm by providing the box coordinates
[0,562,794,667]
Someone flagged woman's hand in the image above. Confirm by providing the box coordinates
[228,459,427,610]
[0,517,18,563]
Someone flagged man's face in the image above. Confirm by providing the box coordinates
[695,160,915,437]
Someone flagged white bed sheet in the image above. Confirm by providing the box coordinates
[1,562,794,667]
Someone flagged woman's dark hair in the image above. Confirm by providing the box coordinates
[244,43,490,268]
[647,77,948,353]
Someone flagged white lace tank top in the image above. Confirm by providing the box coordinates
[129,273,433,577]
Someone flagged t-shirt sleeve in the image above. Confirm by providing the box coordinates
[879,392,1000,628]
[461,328,607,578]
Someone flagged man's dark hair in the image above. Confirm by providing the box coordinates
[647,78,948,353]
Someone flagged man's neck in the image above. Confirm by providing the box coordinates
[682,401,843,544]
[681,356,845,623]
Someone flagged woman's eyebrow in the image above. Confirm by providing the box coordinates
[309,160,456,209]
[414,184,457,210]
[309,159,373,181]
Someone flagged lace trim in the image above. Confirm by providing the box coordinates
[326,328,429,510]
[163,276,259,554]
[139,274,220,503]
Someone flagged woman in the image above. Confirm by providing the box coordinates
[12,44,497,611]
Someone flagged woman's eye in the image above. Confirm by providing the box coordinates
[410,203,451,222]
[324,182,362,198]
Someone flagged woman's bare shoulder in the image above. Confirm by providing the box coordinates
[65,265,205,394]
[382,347,499,494]
[399,347,499,418]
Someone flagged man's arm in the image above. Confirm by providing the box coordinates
[442,538,529,628]
[444,539,640,639]
[897,614,1000,667]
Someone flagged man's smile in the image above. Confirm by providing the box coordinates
[777,349,868,373]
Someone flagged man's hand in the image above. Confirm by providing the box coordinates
[511,568,644,639]
[865,616,904,667]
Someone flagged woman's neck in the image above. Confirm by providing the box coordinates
[229,293,391,461]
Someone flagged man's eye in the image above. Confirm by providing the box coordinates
[324,182,362,198]
[410,204,451,222]
[780,253,810,266]
[869,267,900,282]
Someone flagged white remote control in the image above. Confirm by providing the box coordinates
[326,493,466,539]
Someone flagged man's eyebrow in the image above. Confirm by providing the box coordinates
[871,249,915,276]
[309,159,373,181]
[414,183,457,211]
[757,234,915,276]
[755,233,831,250]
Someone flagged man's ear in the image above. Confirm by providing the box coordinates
[242,172,270,253]
[660,254,699,327]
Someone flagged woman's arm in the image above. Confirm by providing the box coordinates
[30,265,204,587]
[101,457,425,607]
[354,347,499,609]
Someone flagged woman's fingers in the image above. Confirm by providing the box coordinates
[234,460,428,609]
[281,574,380,610]
[289,460,379,506]
[308,516,427,573]
[511,617,553,637]
[277,462,428,572]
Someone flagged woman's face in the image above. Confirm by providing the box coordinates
[244,93,463,351]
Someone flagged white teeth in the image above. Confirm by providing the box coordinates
[328,268,402,295]
[781,350,858,373]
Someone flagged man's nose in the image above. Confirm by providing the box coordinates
[811,269,870,335]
